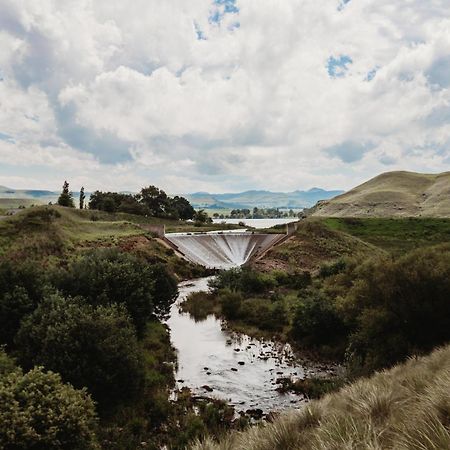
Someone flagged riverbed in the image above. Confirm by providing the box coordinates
[167,277,336,415]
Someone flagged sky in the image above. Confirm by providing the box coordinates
[0,0,449,193]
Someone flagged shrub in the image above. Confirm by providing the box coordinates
[0,260,45,347]
[15,293,145,414]
[291,289,346,345]
[220,290,243,320]
[0,366,98,449]
[51,249,177,336]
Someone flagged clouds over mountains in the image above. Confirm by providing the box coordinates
[0,0,449,192]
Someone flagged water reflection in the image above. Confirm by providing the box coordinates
[167,278,334,414]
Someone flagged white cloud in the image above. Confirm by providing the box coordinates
[0,0,449,193]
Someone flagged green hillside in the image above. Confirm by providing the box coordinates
[254,216,450,272]
[312,171,450,218]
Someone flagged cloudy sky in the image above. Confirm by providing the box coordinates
[0,0,449,193]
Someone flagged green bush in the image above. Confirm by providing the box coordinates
[51,249,177,336]
[0,366,98,449]
[0,261,46,347]
[15,293,145,414]
[220,290,243,320]
[344,245,450,372]
[291,289,346,345]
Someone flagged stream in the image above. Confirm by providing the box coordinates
[167,277,336,415]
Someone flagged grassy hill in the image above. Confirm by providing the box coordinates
[193,343,450,450]
[312,171,450,218]
[0,206,229,278]
[254,216,450,272]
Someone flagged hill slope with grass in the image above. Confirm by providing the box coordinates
[193,343,450,450]
[312,171,450,218]
[253,217,450,272]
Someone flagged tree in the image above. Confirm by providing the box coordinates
[0,260,45,348]
[57,181,75,208]
[194,209,211,224]
[139,185,169,217]
[16,293,145,414]
[50,249,177,336]
[79,186,86,209]
[0,366,98,449]
[168,196,195,220]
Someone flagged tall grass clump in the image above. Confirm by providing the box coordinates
[192,345,450,450]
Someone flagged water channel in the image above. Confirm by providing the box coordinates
[167,277,336,415]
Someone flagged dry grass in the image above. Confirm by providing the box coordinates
[192,345,450,450]
[312,171,450,218]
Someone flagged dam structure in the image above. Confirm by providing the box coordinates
[165,231,285,270]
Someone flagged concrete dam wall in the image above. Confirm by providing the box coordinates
[165,232,284,269]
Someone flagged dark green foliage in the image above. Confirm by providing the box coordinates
[0,366,98,449]
[89,186,195,220]
[291,289,346,346]
[79,186,86,209]
[211,268,276,296]
[0,261,45,347]
[51,249,177,336]
[344,245,450,373]
[0,348,16,375]
[15,293,145,414]
[89,191,146,215]
[319,259,347,278]
[220,290,243,320]
[194,209,212,224]
[238,298,287,331]
[57,180,75,208]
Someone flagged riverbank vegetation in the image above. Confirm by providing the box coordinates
[194,344,450,450]
[0,206,250,449]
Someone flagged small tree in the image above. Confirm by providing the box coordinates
[79,186,85,209]
[57,181,74,208]
[0,366,98,449]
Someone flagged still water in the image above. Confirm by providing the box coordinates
[167,277,335,414]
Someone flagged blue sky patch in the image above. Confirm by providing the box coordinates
[325,141,373,163]
[366,67,379,82]
[338,0,351,11]
[327,55,353,78]
[0,132,14,143]
[210,0,239,24]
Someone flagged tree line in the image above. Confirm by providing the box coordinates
[56,181,196,220]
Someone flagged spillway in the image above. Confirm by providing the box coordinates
[165,232,284,269]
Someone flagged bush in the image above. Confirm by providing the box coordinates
[291,289,346,345]
[219,290,243,320]
[344,245,450,372]
[15,293,145,414]
[0,366,98,449]
[51,249,177,336]
[319,259,347,278]
[0,261,46,347]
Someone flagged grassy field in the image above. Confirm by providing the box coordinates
[255,217,450,272]
[322,217,450,254]
[194,343,450,450]
[0,198,41,210]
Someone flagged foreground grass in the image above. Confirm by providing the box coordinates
[194,344,450,450]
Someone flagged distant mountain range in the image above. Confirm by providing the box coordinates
[0,185,344,210]
[184,188,344,210]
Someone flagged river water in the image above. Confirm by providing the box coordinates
[167,277,335,415]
